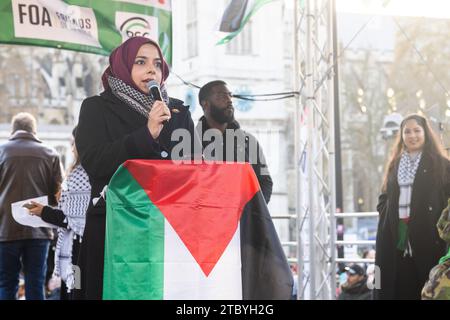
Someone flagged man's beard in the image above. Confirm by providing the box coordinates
[210,103,234,124]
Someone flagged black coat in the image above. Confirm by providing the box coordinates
[74,89,197,299]
[196,116,273,203]
[374,153,450,299]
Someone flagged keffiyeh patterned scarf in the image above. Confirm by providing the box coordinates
[53,165,91,292]
[108,75,170,119]
[397,151,422,256]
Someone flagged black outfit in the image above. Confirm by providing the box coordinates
[338,276,372,300]
[197,116,273,203]
[74,89,197,300]
[41,207,67,228]
[374,153,450,300]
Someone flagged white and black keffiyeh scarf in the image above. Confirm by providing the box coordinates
[108,75,170,118]
[53,164,91,292]
[397,151,422,255]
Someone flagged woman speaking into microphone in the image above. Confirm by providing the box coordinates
[74,36,198,300]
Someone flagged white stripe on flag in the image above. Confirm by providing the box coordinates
[163,219,242,300]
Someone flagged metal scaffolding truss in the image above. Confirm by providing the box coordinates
[294,0,337,300]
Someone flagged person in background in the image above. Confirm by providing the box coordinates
[0,112,62,300]
[421,198,450,300]
[290,264,298,300]
[197,80,273,203]
[28,126,90,299]
[362,248,376,272]
[338,264,372,300]
[375,114,450,300]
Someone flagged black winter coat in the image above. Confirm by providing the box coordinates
[196,116,273,203]
[374,153,450,299]
[74,89,197,299]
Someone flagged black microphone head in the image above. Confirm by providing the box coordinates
[147,80,162,101]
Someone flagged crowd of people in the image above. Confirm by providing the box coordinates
[0,36,449,300]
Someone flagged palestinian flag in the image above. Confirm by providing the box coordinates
[103,160,292,300]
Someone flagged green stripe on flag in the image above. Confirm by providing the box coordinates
[217,0,275,45]
[396,220,408,252]
[103,166,165,300]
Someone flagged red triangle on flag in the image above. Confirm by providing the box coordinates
[125,160,260,276]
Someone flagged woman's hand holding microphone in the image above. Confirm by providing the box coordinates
[147,100,171,139]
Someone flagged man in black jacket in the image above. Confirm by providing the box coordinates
[0,113,62,300]
[197,80,273,203]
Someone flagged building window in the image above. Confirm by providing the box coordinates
[226,21,253,55]
[186,0,198,58]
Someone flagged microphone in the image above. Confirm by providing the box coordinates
[146,80,180,119]
[147,80,162,101]
[147,80,170,126]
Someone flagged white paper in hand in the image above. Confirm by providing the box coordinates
[11,196,55,228]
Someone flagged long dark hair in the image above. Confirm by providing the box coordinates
[67,126,80,175]
[381,114,449,192]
